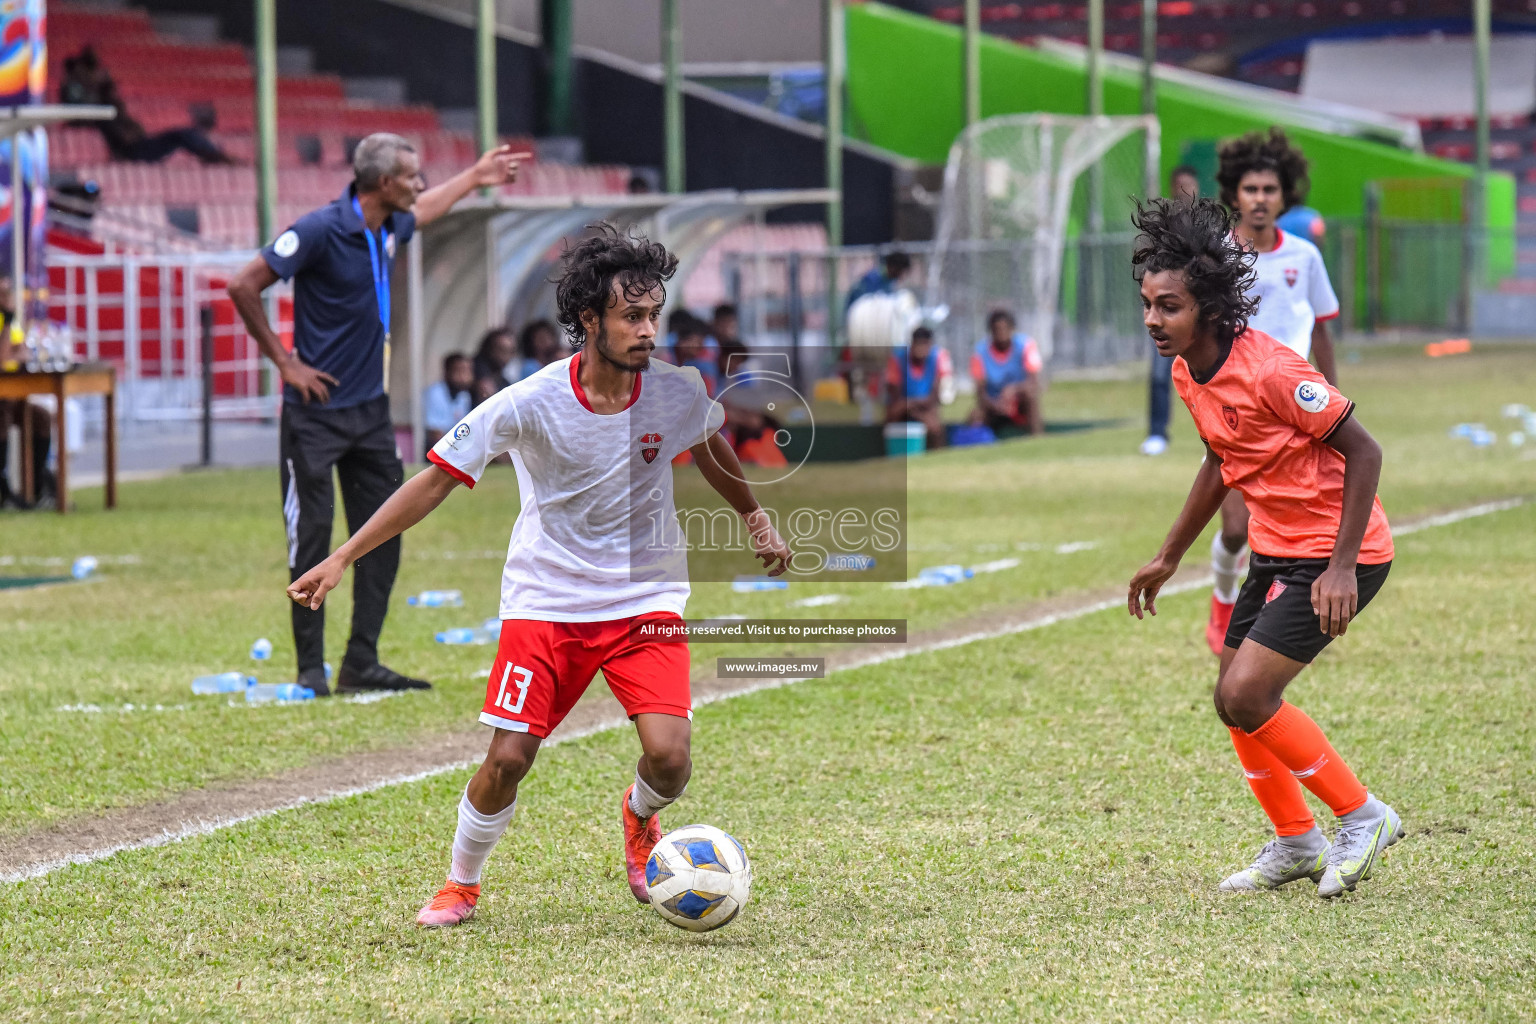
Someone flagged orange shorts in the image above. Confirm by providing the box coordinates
[478,613,692,738]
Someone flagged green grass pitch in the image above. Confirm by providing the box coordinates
[1,346,1533,1021]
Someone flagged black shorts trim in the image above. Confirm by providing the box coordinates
[1225,554,1391,664]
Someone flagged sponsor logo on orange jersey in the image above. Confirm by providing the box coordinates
[1293,381,1329,414]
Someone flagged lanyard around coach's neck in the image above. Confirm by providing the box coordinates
[352,197,391,338]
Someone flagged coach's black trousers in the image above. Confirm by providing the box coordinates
[279,395,403,673]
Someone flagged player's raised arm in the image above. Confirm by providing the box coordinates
[287,464,461,610]
[690,431,792,576]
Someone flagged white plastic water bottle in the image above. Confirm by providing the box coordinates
[436,626,496,645]
[918,564,973,586]
[732,576,789,593]
[71,556,98,580]
[192,672,254,695]
[408,590,463,607]
[246,682,315,703]
[250,637,273,661]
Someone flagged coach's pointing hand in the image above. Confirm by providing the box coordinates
[288,555,347,611]
[472,144,534,189]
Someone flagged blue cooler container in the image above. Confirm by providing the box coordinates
[884,421,927,457]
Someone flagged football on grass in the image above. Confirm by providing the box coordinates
[645,824,752,932]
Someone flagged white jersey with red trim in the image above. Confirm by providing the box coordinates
[1245,228,1339,360]
[428,353,725,621]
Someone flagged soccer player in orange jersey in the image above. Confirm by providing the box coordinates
[1204,129,1341,655]
[1125,198,1403,898]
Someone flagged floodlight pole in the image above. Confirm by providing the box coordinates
[1086,0,1104,117]
[254,0,277,246]
[477,0,497,153]
[963,0,980,128]
[1473,0,1491,235]
[825,0,845,348]
[662,0,684,194]
[1140,0,1156,117]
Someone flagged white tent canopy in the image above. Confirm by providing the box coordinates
[392,189,833,461]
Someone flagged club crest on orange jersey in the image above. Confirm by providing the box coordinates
[638,432,663,464]
[1284,267,1298,287]
[1222,405,1239,430]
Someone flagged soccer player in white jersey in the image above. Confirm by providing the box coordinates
[1203,128,1341,655]
[287,226,792,927]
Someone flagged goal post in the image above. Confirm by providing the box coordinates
[926,114,1161,371]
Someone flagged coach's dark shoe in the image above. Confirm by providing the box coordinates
[336,661,432,693]
[298,666,331,699]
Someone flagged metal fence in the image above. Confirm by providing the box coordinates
[720,232,1156,381]
[46,250,290,426]
[719,220,1531,381]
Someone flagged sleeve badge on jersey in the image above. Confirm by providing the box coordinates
[1294,381,1330,414]
[639,432,663,464]
[1284,268,1298,287]
[273,230,300,258]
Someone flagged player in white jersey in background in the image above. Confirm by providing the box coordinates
[287,226,792,928]
[1204,128,1341,655]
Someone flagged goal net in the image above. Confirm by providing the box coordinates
[926,114,1160,371]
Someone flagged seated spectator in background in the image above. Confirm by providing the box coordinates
[846,252,912,310]
[66,48,233,166]
[970,309,1044,437]
[711,302,748,376]
[471,327,519,405]
[60,49,109,106]
[422,352,473,456]
[516,319,564,380]
[0,280,56,509]
[668,316,722,396]
[886,326,952,450]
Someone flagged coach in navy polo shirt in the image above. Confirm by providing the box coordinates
[228,132,526,696]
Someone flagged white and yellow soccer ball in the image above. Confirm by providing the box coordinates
[645,824,752,932]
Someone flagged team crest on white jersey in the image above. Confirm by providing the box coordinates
[639,432,663,464]
[1293,381,1329,414]
[1284,267,1298,287]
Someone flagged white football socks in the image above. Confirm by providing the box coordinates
[448,788,517,886]
[1211,532,1247,604]
[628,771,683,821]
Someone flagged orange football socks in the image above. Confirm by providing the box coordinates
[1247,701,1368,818]
[1228,726,1315,836]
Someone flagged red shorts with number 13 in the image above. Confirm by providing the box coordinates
[478,613,692,738]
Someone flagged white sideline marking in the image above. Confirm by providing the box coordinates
[55,703,191,714]
[1390,497,1524,536]
[6,497,1524,884]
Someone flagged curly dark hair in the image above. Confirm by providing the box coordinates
[1215,126,1310,212]
[1131,197,1259,346]
[554,224,679,348]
